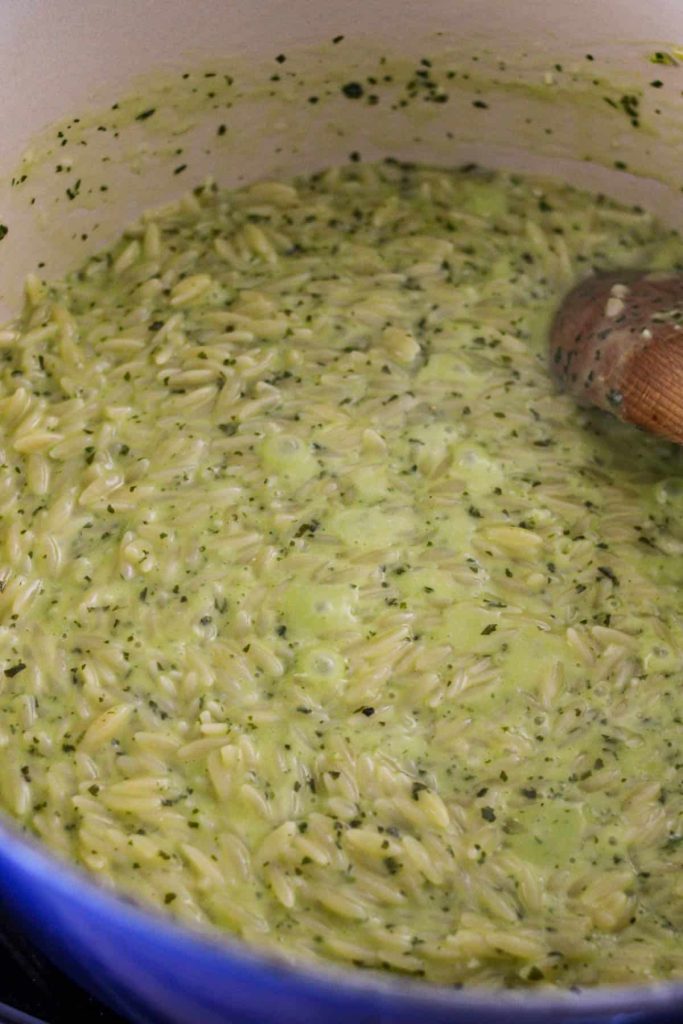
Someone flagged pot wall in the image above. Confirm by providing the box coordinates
[1,0,682,315]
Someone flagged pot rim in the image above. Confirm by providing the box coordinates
[0,813,680,1019]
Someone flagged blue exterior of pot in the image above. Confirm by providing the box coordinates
[0,819,681,1024]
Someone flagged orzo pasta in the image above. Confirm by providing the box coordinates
[0,162,682,987]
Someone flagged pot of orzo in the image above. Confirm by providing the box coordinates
[0,1,682,1022]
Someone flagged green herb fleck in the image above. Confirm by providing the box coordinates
[4,662,26,678]
[341,82,364,99]
[649,51,678,66]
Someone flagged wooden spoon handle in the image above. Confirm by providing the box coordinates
[550,270,683,444]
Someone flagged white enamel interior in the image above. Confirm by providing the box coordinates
[0,0,682,315]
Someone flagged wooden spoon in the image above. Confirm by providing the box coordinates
[550,270,683,444]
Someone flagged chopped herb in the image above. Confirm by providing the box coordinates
[649,51,678,65]
[294,519,320,538]
[341,82,364,99]
[4,662,26,678]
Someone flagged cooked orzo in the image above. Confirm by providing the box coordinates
[0,161,682,987]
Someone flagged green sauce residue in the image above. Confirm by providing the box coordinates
[0,162,682,988]
[7,36,683,311]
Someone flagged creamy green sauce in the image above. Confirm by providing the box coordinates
[0,162,682,987]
